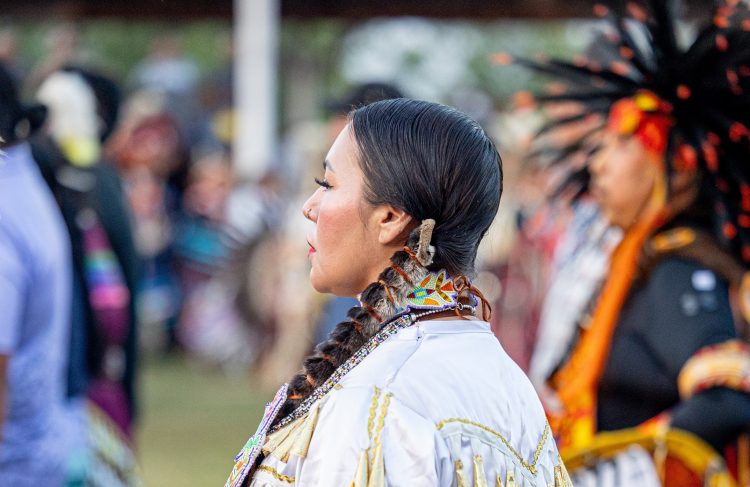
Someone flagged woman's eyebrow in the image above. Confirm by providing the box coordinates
[323,159,335,173]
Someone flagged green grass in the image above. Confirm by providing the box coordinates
[137,356,271,486]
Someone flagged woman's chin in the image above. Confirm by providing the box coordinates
[309,271,363,298]
[309,270,329,294]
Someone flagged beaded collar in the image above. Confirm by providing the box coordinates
[270,269,475,433]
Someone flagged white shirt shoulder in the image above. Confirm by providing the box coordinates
[253,321,571,486]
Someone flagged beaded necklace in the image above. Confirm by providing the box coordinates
[270,298,475,433]
[225,299,475,487]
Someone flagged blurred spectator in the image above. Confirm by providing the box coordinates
[176,159,290,370]
[0,61,84,486]
[33,66,141,438]
[487,198,562,369]
[108,112,185,351]
[174,150,234,276]
[36,68,100,166]
[173,150,240,363]
[199,32,234,114]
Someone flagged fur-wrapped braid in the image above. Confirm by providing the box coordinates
[270,220,436,427]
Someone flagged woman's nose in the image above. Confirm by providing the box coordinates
[302,194,318,222]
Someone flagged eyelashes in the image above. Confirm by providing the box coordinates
[314,177,333,189]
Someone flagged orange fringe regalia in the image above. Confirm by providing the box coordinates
[547,204,667,451]
[547,91,672,449]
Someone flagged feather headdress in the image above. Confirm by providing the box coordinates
[497,0,750,263]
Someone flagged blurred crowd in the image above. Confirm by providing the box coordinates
[0,25,615,436]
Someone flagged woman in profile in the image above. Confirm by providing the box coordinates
[225,98,570,486]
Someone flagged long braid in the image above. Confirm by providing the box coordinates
[271,221,435,426]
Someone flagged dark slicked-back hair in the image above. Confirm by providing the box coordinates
[351,97,503,277]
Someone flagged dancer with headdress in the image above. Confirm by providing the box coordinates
[226,99,571,486]
[500,1,750,485]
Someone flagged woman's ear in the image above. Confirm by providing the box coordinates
[374,205,414,245]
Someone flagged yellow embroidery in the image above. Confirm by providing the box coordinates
[352,389,393,487]
[371,393,393,468]
[495,473,504,487]
[436,418,550,475]
[455,459,468,487]
[256,465,295,483]
[473,454,489,487]
[367,387,381,446]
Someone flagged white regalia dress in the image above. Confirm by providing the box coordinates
[248,318,570,486]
